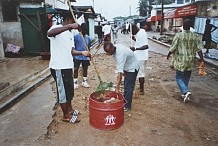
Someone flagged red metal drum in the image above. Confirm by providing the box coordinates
[89,91,124,130]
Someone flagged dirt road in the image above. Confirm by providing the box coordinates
[36,32,218,146]
[1,32,217,146]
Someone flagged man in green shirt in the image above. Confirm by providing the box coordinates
[167,19,204,103]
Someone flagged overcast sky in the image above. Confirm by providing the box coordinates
[73,0,139,20]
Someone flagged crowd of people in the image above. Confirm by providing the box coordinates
[48,11,216,124]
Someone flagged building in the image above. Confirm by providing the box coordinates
[0,0,96,57]
[73,6,96,40]
[0,0,44,57]
[147,2,189,32]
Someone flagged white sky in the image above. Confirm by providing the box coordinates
[73,0,139,20]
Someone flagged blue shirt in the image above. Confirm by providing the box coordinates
[74,34,91,60]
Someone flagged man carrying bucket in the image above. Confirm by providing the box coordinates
[47,11,90,123]
[103,42,140,112]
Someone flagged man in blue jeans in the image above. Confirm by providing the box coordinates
[104,42,140,111]
[167,19,204,103]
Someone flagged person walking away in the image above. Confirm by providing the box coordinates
[47,12,90,123]
[104,42,140,112]
[121,24,126,34]
[130,24,149,95]
[125,22,129,34]
[102,22,112,42]
[167,19,204,103]
[202,19,217,56]
[96,22,103,46]
[73,23,91,89]
[112,25,118,44]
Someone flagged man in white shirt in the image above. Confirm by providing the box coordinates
[47,12,90,123]
[104,42,140,112]
[126,22,130,34]
[130,24,149,95]
[102,22,112,42]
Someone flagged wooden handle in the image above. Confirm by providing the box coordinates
[67,0,101,81]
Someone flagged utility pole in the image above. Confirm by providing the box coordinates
[160,0,164,35]
[92,0,94,9]
[155,0,158,32]
[129,5,131,16]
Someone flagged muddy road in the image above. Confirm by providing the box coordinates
[38,33,218,146]
[1,32,217,146]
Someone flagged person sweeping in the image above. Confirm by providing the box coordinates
[73,23,91,89]
[103,42,140,112]
[47,12,90,123]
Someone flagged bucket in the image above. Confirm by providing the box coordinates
[89,91,124,130]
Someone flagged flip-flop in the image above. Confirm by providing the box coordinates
[69,109,81,115]
[62,114,81,124]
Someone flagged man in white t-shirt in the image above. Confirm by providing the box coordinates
[130,24,149,95]
[126,22,129,34]
[47,12,90,124]
[102,22,112,42]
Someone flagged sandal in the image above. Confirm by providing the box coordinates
[62,114,81,124]
[69,109,81,115]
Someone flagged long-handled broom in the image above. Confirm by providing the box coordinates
[130,23,139,98]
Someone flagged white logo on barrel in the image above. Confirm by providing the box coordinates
[105,114,116,125]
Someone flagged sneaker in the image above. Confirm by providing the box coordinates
[124,107,131,112]
[183,92,192,103]
[74,83,78,89]
[81,81,90,88]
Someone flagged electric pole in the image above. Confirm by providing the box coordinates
[160,0,164,35]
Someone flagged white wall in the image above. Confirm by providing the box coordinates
[0,2,23,53]
[88,18,95,40]
[45,0,69,10]
[20,2,42,8]
[1,22,23,48]
[0,30,4,58]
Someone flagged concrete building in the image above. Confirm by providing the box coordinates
[73,6,96,40]
[0,0,44,57]
[147,2,189,32]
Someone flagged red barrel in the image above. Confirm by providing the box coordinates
[89,91,124,130]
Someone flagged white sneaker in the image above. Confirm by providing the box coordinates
[81,81,90,88]
[74,83,79,89]
[183,92,192,103]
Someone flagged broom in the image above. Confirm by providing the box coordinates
[67,0,113,92]
[130,23,139,98]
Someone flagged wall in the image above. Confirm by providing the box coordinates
[0,2,23,50]
[88,18,95,40]
[45,0,69,10]
[0,2,4,57]
[197,1,218,17]
[0,29,4,58]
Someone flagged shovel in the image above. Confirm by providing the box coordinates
[67,0,113,92]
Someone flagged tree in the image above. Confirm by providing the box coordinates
[137,0,174,16]
[137,0,152,17]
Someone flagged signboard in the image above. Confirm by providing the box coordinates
[175,4,197,17]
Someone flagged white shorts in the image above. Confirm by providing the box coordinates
[137,60,147,78]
